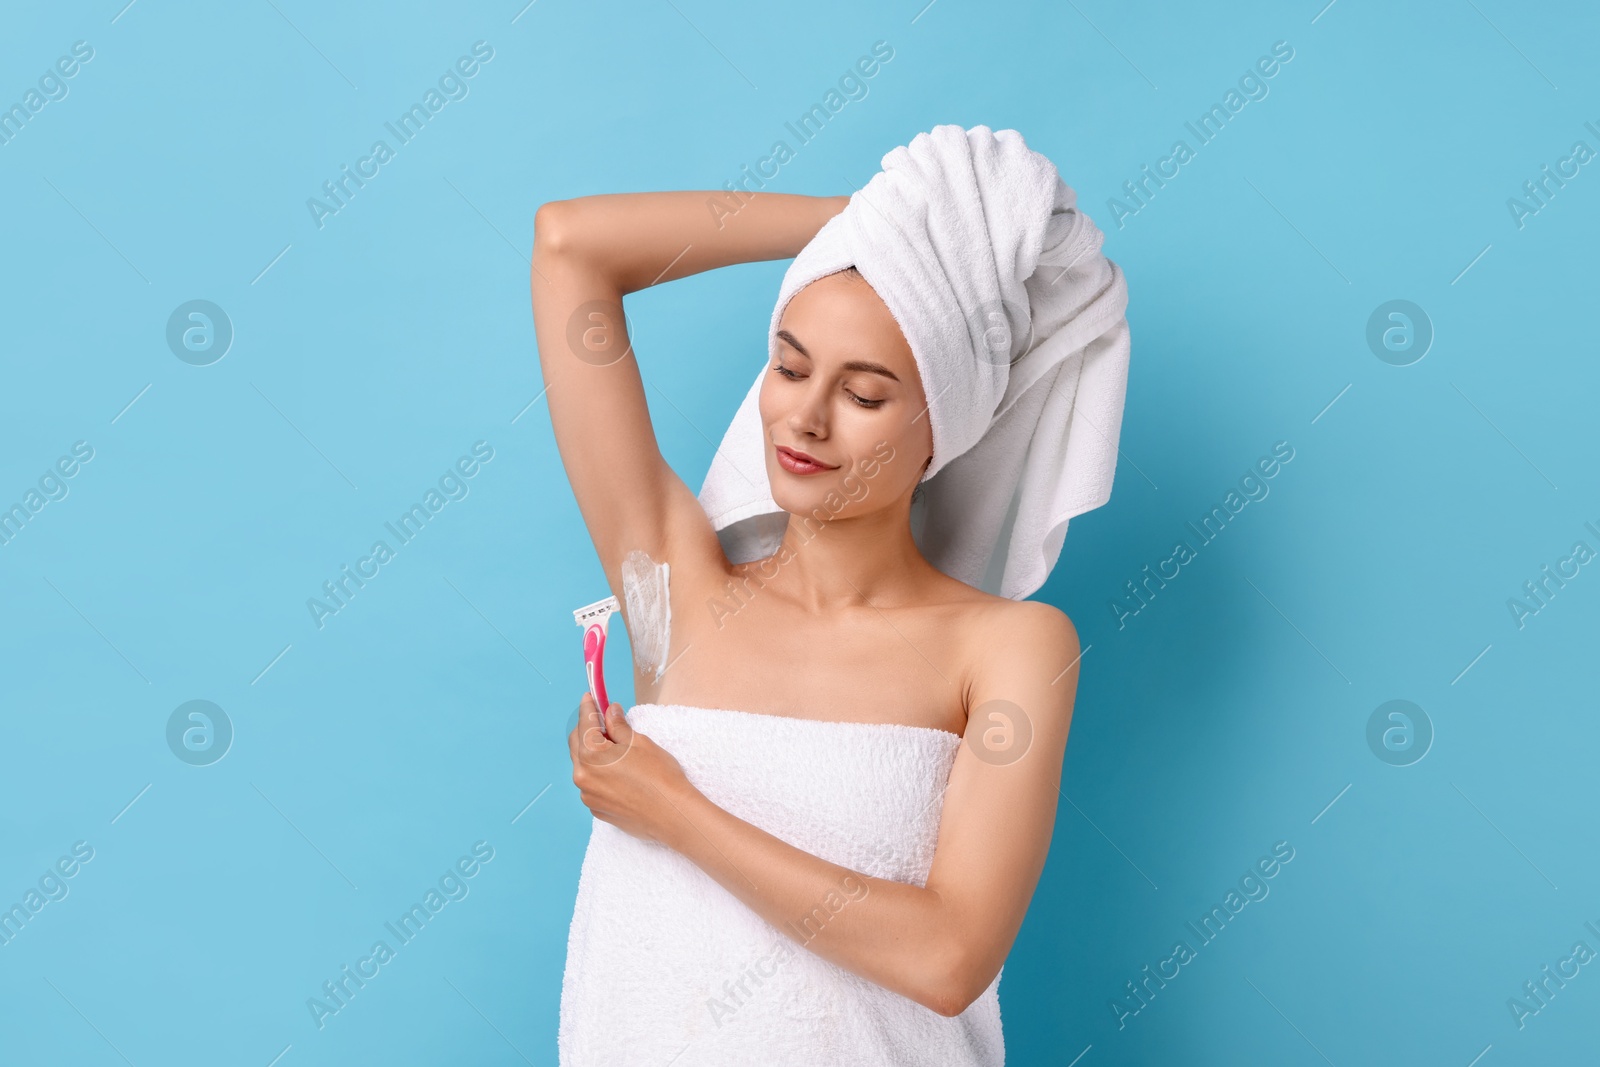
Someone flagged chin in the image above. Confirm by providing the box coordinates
[767,463,842,515]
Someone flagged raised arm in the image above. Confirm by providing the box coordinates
[529,191,849,591]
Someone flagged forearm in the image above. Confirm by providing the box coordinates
[535,191,848,295]
[658,779,965,1016]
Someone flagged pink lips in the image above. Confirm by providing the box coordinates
[775,445,837,475]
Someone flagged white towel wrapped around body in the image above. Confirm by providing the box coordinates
[698,123,1132,601]
[558,703,1004,1065]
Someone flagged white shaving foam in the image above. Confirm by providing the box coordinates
[621,549,672,682]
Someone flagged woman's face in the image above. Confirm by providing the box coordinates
[758,269,933,521]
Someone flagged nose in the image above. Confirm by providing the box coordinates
[786,377,829,440]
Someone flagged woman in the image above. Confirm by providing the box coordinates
[534,125,1131,1064]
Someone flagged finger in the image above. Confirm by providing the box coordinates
[568,699,590,756]
[582,705,632,766]
[605,703,631,739]
[568,695,588,749]
[576,693,610,749]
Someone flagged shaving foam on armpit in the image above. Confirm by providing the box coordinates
[621,549,671,682]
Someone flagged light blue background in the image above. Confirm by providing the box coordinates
[3,1,1596,1064]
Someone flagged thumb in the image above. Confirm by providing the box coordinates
[605,703,631,738]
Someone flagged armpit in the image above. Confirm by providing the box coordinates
[621,548,672,682]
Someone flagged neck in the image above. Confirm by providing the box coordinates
[765,502,934,613]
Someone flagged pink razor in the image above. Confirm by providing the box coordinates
[573,594,621,740]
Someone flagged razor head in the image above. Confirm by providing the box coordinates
[573,594,620,627]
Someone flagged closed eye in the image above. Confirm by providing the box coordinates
[772,362,886,409]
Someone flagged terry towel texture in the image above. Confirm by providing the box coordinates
[558,703,1004,1066]
[697,123,1131,601]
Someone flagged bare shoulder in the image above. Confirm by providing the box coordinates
[965,594,1080,668]
[940,588,1081,764]
[959,593,1082,734]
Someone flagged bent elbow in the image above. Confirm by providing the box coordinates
[917,943,988,1019]
[925,990,971,1019]
[924,983,980,1019]
[533,199,576,257]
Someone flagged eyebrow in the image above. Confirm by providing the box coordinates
[775,329,901,382]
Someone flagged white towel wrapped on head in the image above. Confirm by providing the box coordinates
[698,123,1132,600]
